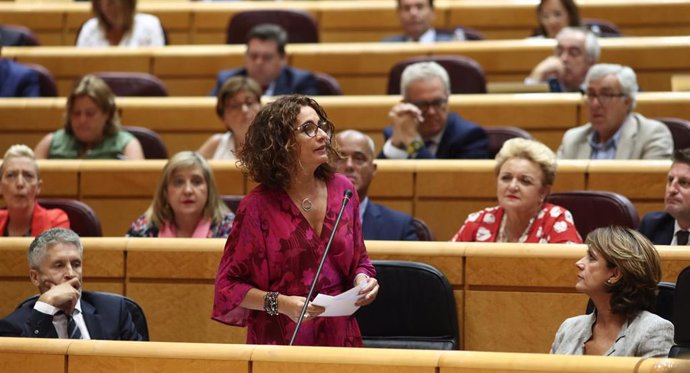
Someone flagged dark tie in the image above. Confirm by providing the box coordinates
[677,230,689,246]
[57,312,82,339]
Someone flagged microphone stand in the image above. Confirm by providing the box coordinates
[289,189,353,346]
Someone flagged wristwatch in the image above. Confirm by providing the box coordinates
[405,139,424,155]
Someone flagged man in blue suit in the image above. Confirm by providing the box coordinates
[382,0,459,43]
[379,61,489,159]
[639,149,690,246]
[0,44,40,97]
[336,130,420,241]
[0,228,143,340]
[210,24,318,97]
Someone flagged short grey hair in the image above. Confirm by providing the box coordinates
[336,129,375,156]
[585,63,638,109]
[495,138,557,187]
[400,61,450,98]
[28,228,83,269]
[556,27,600,62]
[1,144,40,179]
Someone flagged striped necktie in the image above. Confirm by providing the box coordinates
[57,312,82,339]
[677,230,689,246]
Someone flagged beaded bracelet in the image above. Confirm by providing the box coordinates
[263,292,279,316]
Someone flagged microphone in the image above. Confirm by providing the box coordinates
[289,189,353,346]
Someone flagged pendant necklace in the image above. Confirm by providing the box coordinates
[301,197,313,212]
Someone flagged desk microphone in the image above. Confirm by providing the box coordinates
[289,189,353,346]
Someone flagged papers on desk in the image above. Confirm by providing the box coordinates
[312,282,367,317]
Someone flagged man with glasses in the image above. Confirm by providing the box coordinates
[526,27,599,92]
[210,24,318,97]
[380,61,489,159]
[557,63,672,160]
[335,130,419,240]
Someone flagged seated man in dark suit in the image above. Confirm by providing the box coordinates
[639,148,690,246]
[0,44,40,97]
[382,0,461,42]
[0,228,143,340]
[210,24,318,97]
[336,130,420,241]
[380,61,489,159]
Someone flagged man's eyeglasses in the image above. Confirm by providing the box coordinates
[407,98,448,112]
[583,92,627,104]
[295,120,333,138]
[224,100,259,112]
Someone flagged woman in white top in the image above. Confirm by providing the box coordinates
[76,0,165,47]
[197,76,262,160]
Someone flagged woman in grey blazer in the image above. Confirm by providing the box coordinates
[551,226,674,357]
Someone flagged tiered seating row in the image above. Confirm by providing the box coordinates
[1,239,689,353]
[2,337,687,373]
[1,0,690,45]
[0,159,670,238]
[2,92,689,158]
[4,37,690,95]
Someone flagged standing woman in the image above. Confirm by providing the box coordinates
[76,0,165,47]
[0,145,69,236]
[34,75,144,160]
[212,95,378,346]
[197,76,262,160]
[551,226,674,357]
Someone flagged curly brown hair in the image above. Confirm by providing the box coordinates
[586,226,661,319]
[237,95,339,189]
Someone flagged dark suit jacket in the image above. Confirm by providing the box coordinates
[211,66,319,96]
[362,201,419,241]
[0,59,40,98]
[382,28,455,42]
[638,211,675,245]
[0,291,143,340]
[380,112,489,159]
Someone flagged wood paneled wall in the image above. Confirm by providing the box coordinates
[2,0,690,45]
[1,239,689,353]
[2,338,687,373]
[3,36,690,95]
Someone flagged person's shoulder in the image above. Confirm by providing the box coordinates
[562,123,592,139]
[284,65,315,79]
[434,29,455,41]
[633,113,671,134]
[634,310,674,331]
[559,313,592,330]
[217,68,245,80]
[447,112,484,131]
[370,201,412,221]
[82,291,127,309]
[640,211,671,224]
[80,17,100,32]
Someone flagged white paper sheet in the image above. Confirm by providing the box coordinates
[311,281,367,317]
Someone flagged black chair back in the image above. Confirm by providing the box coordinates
[484,127,534,158]
[94,72,169,97]
[585,282,675,323]
[545,191,639,239]
[655,117,690,151]
[387,55,487,95]
[123,126,168,159]
[356,260,459,350]
[38,198,102,237]
[0,24,40,46]
[583,18,622,37]
[24,63,58,97]
[411,218,435,241]
[221,195,243,213]
[226,10,319,44]
[314,72,343,95]
[670,266,690,358]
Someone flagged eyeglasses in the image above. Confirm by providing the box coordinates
[294,120,333,138]
[224,100,259,112]
[584,92,627,104]
[407,98,448,112]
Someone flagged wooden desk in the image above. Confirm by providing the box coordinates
[2,0,690,45]
[4,36,690,95]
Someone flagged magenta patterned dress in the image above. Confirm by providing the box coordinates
[212,174,376,346]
